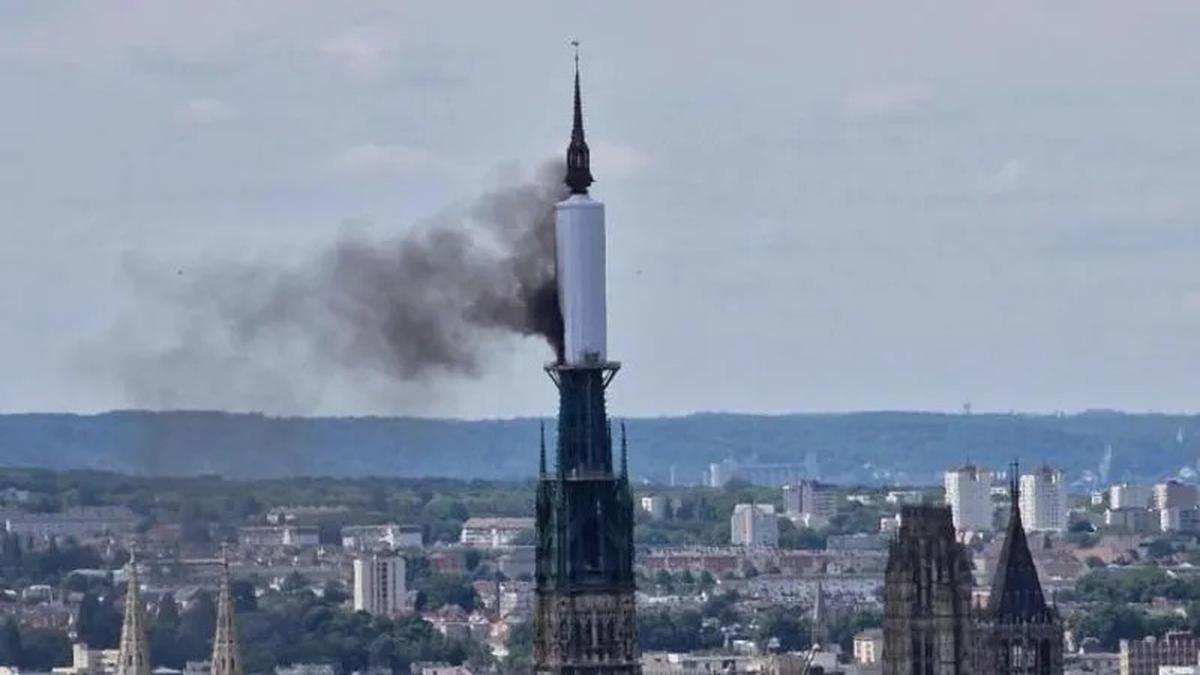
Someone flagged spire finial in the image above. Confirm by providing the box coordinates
[564,40,593,195]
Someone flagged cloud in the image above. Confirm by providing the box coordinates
[179,97,237,124]
[590,141,652,179]
[319,31,393,81]
[329,143,446,176]
[981,159,1024,195]
[843,84,935,116]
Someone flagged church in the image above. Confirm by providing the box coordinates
[882,471,1063,675]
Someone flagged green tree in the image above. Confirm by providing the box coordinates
[0,618,24,667]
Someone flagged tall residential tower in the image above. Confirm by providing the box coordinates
[533,53,640,675]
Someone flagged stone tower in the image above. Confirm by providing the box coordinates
[974,468,1063,675]
[211,552,244,675]
[115,554,149,675]
[882,505,975,675]
[532,48,640,675]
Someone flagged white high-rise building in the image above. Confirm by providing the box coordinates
[1110,484,1153,510]
[730,504,778,547]
[353,554,406,617]
[943,465,993,533]
[1020,466,1069,533]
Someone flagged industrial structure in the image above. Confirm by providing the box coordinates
[533,51,640,674]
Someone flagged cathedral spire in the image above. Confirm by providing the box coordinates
[211,548,244,675]
[115,550,149,675]
[990,460,1052,621]
[564,41,593,195]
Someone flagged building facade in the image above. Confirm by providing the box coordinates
[1154,482,1199,512]
[1019,467,1068,533]
[730,504,779,547]
[1108,484,1152,510]
[353,553,407,617]
[783,480,839,527]
[1118,632,1200,675]
[882,505,976,675]
[945,466,994,533]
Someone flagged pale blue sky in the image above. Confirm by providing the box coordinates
[2,2,1199,417]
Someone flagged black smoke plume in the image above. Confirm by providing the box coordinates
[106,162,566,412]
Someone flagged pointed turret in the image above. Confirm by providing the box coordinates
[990,461,1052,621]
[211,550,244,675]
[115,552,149,675]
[811,580,828,648]
[564,42,593,194]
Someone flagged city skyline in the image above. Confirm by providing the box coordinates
[3,3,1200,418]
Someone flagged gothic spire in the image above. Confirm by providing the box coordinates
[115,550,149,675]
[811,580,828,648]
[564,41,593,195]
[211,549,244,675]
[990,460,1053,622]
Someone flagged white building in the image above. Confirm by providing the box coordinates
[1160,508,1200,534]
[1020,466,1069,533]
[341,524,423,551]
[944,465,993,533]
[1154,482,1199,511]
[782,481,838,527]
[854,628,885,665]
[51,643,119,675]
[1109,484,1153,510]
[639,495,669,520]
[729,504,778,547]
[352,553,406,617]
[459,517,534,548]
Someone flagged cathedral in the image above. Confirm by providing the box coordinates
[882,473,1063,675]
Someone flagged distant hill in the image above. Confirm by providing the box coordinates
[0,410,1196,486]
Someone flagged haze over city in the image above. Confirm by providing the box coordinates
[3,2,1199,418]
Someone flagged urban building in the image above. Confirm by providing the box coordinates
[51,644,120,675]
[639,495,669,520]
[1154,482,1199,512]
[783,480,839,527]
[886,490,923,505]
[459,517,534,548]
[1118,632,1200,675]
[1105,508,1157,534]
[532,60,639,674]
[854,629,884,666]
[1109,484,1153,510]
[352,553,407,617]
[1020,466,1069,533]
[237,525,319,548]
[730,504,779,547]
[1160,508,1200,534]
[3,506,138,542]
[944,465,994,533]
[341,524,423,550]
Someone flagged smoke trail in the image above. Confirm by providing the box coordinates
[105,162,566,411]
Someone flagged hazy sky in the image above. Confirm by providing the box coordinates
[3,2,1200,418]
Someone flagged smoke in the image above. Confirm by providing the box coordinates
[103,161,566,412]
